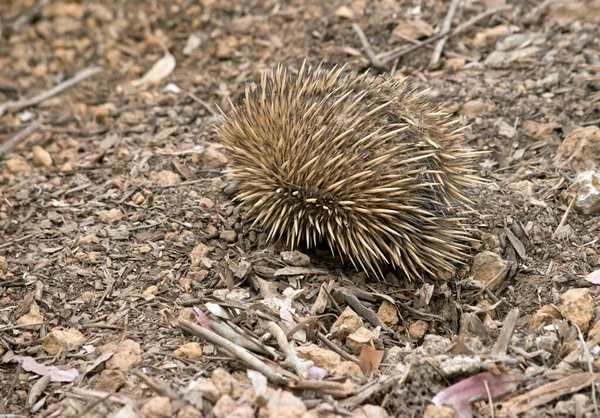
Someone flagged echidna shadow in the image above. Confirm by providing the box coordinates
[217,62,484,281]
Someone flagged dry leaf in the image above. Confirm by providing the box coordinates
[432,372,521,418]
[131,52,176,87]
[358,345,384,375]
[583,268,600,285]
[193,306,213,329]
[8,355,79,382]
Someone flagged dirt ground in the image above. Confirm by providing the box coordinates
[1,0,600,417]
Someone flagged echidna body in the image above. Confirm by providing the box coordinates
[217,63,481,280]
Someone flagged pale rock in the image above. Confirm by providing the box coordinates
[554,126,600,171]
[472,24,515,48]
[104,339,142,371]
[0,255,7,270]
[485,46,541,66]
[219,230,237,243]
[141,396,171,418]
[189,377,220,402]
[437,354,481,377]
[444,58,465,71]
[521,120,560,140]
[495,119,517,139]
[178,307,197,323]
[212,367,236,396]
[198,197,214,208]
[42,328,86,354]
[423,404,457,418]
[346,326,381,355]
[377,300,399,326]
[559,288,594,331]
[202,146,228,168]
[226,405,254,418]
[32,146,53,167]
[353,404,390,418]
[331,306,363,339]
[408,320,428,340]
[332,361,363,377]
[60,162,73,172]
[90,4,113,21]
[7,155,31,173]
[212,395,237,418]
[98,208,124,224]
[386,346,403,364]
[42,2,85,18]
[471,251,510,291]
[335,6,354,19]
[260,390,307,418]
[392,18,434,40]
[570,170,600,215]
[189,243,213,267]
[94,369,126,392]
[459,99,492,119]
[216,36,239,59]
[530,305,562,330]
[174,342,203,359]
[508,180,534,197]
[588,319,600,341]
[281,251,311,267]
[94,104,115,124]
[176,405,204,418]
[150,170,181,186]
[16,301,44,331]
[296,343,341,369]
[187,268,208,283]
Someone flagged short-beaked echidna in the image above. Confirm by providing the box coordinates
[217,63,481,280]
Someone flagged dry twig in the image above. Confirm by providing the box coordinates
[0,67,103,117]
[352,23,386,69]
[376,6,511,65]
[552,195,576,240]
[492,308,519,357]
[178,318,289,385]
[575,325,599,415]
[0,119,43,157]
[268,321,310,379]
[430,0,462,67]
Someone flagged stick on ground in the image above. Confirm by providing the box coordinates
[430,0,462,67]
[0,119,42,157]
[178,318,289,385]
[0,66,103,117]
[376,6,511,65]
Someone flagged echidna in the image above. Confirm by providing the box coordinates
[217,62,481,280]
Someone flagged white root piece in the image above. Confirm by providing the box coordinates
[178,319,289,385]
[268,321,310,380]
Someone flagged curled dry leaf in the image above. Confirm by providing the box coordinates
[8,355,79,382]
[583,268,600,285]
[192,307,213,330]
[358,345,385,376]
[131,52,176,87]
[204,302,234,320]
[432,372,521,418]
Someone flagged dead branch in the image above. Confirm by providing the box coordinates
[0,67,103,117]
[430,0,462,67]
[178,318,289,385]
[0,119,42,157]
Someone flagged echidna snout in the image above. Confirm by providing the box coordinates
[217,63,481,280]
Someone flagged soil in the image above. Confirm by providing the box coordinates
[1,0,600,417]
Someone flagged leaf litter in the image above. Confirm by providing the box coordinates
[0,0,600,417]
